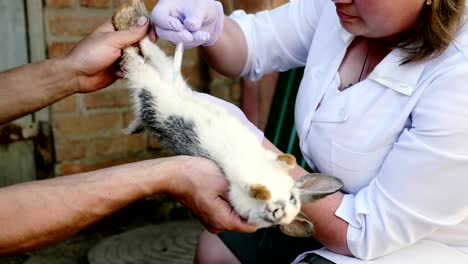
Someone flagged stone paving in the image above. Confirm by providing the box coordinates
[16,221,202,264]
[88,221,203,264]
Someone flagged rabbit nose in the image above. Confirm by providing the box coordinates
[273,208,279,217]
[266,204,284,219]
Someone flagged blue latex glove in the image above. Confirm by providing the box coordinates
[151,0,225,49]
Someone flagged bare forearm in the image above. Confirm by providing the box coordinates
[262,139,352,256]
[301,192,351,256]
[201,16,248,77]
[0,57,77,125]
[0,158,175,254]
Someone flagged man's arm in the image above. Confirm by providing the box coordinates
[0,156,256,255]
[0,158,173,254]
[0,58,77,125]
[0,18,150,125]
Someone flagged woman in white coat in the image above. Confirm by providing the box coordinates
[151,0,468,263]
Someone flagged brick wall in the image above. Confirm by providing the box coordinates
[45,0,287,176]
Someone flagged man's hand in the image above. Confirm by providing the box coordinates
[171,156,257,234]
[64,16,150,94]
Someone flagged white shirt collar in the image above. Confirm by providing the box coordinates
[338,24,428,96]
[338,25,354,45]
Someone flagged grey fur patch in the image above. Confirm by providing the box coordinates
[138,89,211,159]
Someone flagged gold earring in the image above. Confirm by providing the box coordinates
[426,0,432,5]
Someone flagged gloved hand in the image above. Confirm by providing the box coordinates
[151,0,225,49]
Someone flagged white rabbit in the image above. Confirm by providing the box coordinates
[113,0,343,237]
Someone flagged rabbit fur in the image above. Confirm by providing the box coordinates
[113,0,343,237]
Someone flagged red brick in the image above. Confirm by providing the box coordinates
[46,0,77,8]
[80,0,110,8]
[181,65,203,90]
[55,139,86,161]
[88,134,146,157]
[61,162,88,175]
[87,156,149,170]
[84,88,131,109]
[52,94,78,113]
[123,110,136,128]
[148,134,162,149]
[54,112,121,138]
[113,0,126,8]
[113,0,157,9]
[60,154,155,175]
[47,42,77,58]
[182,48,199,65]
[48,15,107,37]
[60,160,111,175]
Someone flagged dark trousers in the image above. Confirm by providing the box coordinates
[299,253,335,264]
[218,227,335,264]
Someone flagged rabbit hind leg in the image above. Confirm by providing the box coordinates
[122,46,163,87]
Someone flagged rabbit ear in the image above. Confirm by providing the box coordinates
[276,154,296,169]
[279,211,314,237]
[296,173,343,203]
[249,184,271,200]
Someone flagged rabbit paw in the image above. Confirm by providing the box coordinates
[122,46,163,88]
[122,46,144,75]
[138,37,173,82]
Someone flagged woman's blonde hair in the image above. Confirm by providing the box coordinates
[399,0,465,64]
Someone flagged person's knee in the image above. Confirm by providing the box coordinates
[194,230,240,264]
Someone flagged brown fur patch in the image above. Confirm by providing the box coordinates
[276,154,296,167]
[249,184,271,200]
[112,0,148,30]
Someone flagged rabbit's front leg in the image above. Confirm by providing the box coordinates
[139,37,174,82]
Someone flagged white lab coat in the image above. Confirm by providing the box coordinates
[232,0,468,262]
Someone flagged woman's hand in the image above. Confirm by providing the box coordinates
[151,0,225,49]
[169,156,257,234]
[63,17,149,94]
